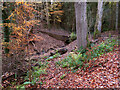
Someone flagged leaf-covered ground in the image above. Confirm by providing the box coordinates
[2,30,119,89]
[40,49,119,88]
[38,31,119,88]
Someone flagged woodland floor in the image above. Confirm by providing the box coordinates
[28,28,69,55]
[2,29,119,88]
[41,48,119,88]
[38,30,119,88]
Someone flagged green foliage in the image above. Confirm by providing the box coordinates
[69,32,77,41]
[109,33,111,38]
[60,73,67,79]
[16,85,25,90]
[58,38,117,70]
[16,60,48,89]
[24,67,46,86]
[86,38,116,60]
[57,52,83,70]
[46,53,60,61]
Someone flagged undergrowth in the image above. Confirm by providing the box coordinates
[45,53,60,61]
[15,53,60,89]
[9,37,118,89]
[56,38,118,70]
[15,60,48,89]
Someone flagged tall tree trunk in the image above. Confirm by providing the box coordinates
[2,2,10,54]
[46,0,50,28]
[51,0,53,5]
[94,0,103,33]
[75,2,87,49]
[0,2,2,84]
[116,2,119,31]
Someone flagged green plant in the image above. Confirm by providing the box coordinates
[59,52,83,70]
[24,67,46,87]
[46,53,60,61]
[59,38,117,71]
[55,60,62,66]
[109,33,111,38]
[16,60,48,89]
[16,85,26,90]
[60,73,67,79]
[69,32,77,41]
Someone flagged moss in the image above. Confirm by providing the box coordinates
[86,32,91,47]
[93,29,100,39]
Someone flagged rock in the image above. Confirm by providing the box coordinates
[65,39,70,45]
[50,48,68,56]
[36,52,41,55]
[50,51,56,56]
[58,48,68,55]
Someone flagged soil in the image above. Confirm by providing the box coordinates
[2,29,119,88]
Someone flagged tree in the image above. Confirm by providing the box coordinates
[0,2,2,83]
[46,1,50,28]
[3,2,41,55]
[2,2,15,54]
[75,2,87,49]
[116,2,119,31]
[94,0,103,33]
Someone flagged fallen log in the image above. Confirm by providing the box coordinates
[50,48,68,56]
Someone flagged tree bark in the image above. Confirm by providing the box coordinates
[0,1,2,84]
[116,2,119,31]
[51,0,53,5]
[94,0,103,33]
[46,1,50,28]
[75,2,87,49]
[2,2,10,54]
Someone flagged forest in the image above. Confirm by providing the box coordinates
[0,0,120,89]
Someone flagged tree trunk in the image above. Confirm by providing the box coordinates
[94,0,103,33]
[46,1,50,28]
[2,2,10,54]
[0,2,2,84]
[116,2,119,31]
[75,2,87,49]
[51,0,53,5]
